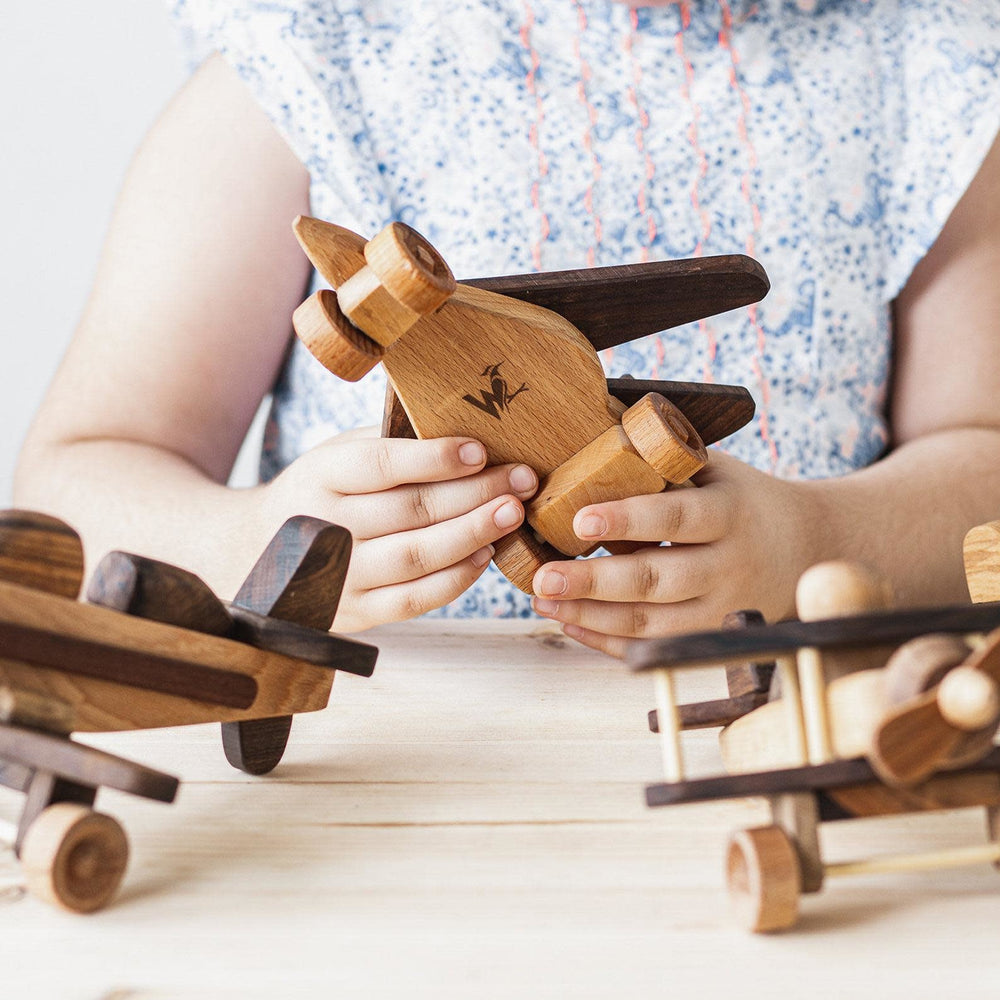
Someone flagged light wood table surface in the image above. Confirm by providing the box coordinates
[3,620,999,998]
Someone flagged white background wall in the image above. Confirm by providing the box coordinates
[0,1,189,503]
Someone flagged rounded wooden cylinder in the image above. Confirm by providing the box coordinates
[726,825,801,933]
[937,666,1000,732]
[21,804,129,914]
[364,222,456,314]
[293,289,384,381]
[620,393,707,484]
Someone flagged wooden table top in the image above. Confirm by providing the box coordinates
[3,620,999,998]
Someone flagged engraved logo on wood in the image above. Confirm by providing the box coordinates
[462,362,529,420]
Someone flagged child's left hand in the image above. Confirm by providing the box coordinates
[530,449,826,657]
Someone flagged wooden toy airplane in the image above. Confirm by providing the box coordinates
[626,523,1000,932]
[0,509,376,913]
[290,216,765,592]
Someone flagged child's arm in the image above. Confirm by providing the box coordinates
[13,56,536,631]
[532,132,1000,657]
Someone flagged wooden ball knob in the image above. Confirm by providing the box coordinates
[795,561,892,622]
[620,393,707,484]
[937,666,1000,732]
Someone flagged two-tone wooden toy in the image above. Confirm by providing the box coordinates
[627,522,1000,932]
[290,215,766,591]
[0,510,375,912]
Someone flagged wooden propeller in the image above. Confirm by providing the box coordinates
[869,628,1000,787]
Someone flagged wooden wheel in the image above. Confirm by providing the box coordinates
[620,393,707,483]
[492,528,562,595]
[293,289,384,381]
[726,825,801,932]
[364,222,456,315]
[21,803,129,913]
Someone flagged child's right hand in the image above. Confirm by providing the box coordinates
[259,431,537,632]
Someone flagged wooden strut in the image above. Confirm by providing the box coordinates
[644,747,1000,809]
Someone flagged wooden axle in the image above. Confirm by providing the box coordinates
[824,842,1000,878]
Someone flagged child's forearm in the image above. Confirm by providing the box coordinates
[802,426,1000,607]
[13,436,267,600]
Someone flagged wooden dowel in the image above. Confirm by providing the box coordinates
[797,646,833,764]
[825,842,1000,878]
[777,655,808,766]
[654,669,684,782]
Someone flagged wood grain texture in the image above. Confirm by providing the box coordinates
[384,376,756,449]
[0,724,178,802]
[224,516,357,774]
[628,601,1000,672]
[226,605,377,677]
[292,289,384,381]
[719,669,888,774]
[869,628,1000,786]
[384,283,614,474]
[0,598,256,710]
[527,424,664,557]
[606,378,755,448]
[0,509,84,600]
[826,771,1000,818]
[464,254,770,352]
[0,580,335,732]
[233,516,352,630]
[965,520,1000,603]
[86,551,234,636]
[769,793,823,893]
[647,747,1000,809]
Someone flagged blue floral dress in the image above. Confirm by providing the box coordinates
[170,0,1000,617]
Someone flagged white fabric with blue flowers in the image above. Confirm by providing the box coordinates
[170,0,1000,618]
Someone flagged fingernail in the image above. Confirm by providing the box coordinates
[493,500,522,529]
[459,442,486,466]
[563,624,584,640]
[508,464,537,495]
[576,513,607,539]
[533,598,558,615]
[537,570,567,596]
[472,544,494,568]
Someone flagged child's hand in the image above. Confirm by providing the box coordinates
[529,450,825,657]
[260,430,537,631]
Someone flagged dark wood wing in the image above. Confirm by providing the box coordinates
[464,254,769,352]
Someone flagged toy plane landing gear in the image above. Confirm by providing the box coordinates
[290,216,765,592]
[628,527,1000,932]
[0,509,376,912]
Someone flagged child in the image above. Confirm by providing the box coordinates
[14,1,1000,656]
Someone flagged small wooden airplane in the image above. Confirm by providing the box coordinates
[290,216,765,592]
[0,509,376,913]
[627,524,1000,932]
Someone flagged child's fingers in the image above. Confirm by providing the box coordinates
[356,547,498,624]
[351,495,525,589]
[532,546,713,605]
[558,624,630,660]
[531,594,709,640]
[308,435,490,493]
[337,463,537,539]
[571,485,732,546]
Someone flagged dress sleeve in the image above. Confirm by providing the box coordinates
[166,0,374,218]
[879,1,1000,300]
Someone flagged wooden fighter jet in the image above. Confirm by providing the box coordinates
[626,525,1000,933]
[290,216,765,592]
[0,510,376,913]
